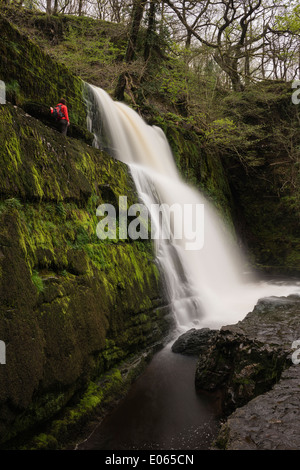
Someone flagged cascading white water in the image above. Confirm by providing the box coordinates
[85,83,300,330]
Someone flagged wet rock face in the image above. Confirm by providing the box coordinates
[0,14,87,127]
[171,328,218,356]
[0,104,171,446]
[22,102,95,146]
[216,365,300,450]
[194,295,300,449]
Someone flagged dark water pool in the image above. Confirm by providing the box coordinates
[76,343,221,450]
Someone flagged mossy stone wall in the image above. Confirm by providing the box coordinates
[0,104,170,445]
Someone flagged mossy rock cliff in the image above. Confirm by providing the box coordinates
[0,13,86,126]
[0,103,171,446]
[220,82,300,274]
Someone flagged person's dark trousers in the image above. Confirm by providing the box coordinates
[58,119,68,135]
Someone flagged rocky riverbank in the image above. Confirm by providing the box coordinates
[173,294,300,450]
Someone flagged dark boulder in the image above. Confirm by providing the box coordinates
[171,328,217,356]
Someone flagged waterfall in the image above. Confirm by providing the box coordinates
[0,80,5,104]
[84,83,300,330]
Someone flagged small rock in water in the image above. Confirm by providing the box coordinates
[171,328,217,356]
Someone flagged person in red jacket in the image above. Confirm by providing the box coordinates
[50,98,70,135]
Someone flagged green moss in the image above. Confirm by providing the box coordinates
[31,270,44,293]
[0,14,86,126]
[214,424,230,450]
[31,165,44,200]
[20,361,148,450]
[1,7,127,91]
[5,134,22,170]
[0,103,169,449]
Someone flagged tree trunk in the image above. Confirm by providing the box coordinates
[244,50,250,87]
[144,0,157,61]
[261,39,266,79]
[115,0,147,100]
[231,71,244,92]
[159,0,165,38]
[125,0,147,62]
[115,72,128,101]
[214,51,244,92]
[185,31,192,49]
[46,0,52,15]
[78,0,83,16]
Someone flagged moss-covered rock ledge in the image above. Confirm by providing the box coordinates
[0,104,172,448]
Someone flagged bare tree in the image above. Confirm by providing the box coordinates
[163,0,282,91]
[144,0,157,60]
[115,0,147,100]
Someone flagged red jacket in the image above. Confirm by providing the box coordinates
[51,103,70,123]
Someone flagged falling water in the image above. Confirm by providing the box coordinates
[84,83,300,330]
[0,80,5,104]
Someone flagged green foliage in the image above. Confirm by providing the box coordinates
[204,118,238,147]
[158,60,187,104]
[3,197,22,209]
[0,14,87,125]
[31,270,44,292]
[31,433,57,450]
[275,4,300,33]
[27,14,127,86]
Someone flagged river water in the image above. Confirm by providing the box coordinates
[77,342,220,450]
[76,277,300,451]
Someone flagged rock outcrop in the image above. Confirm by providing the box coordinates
[216,365,300,450]
[0,13,86,126]
[171,328,217,356]
[194,294,300,449]
[0,103,172,447]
